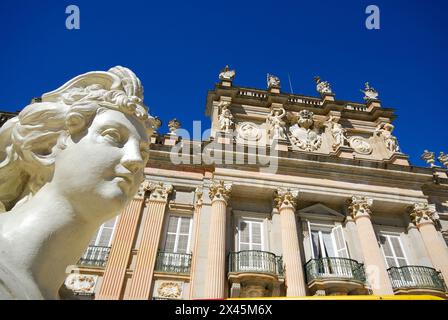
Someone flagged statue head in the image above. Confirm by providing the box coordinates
[297,110,314,129]
[0,66,154,219]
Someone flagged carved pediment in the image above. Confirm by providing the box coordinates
[298,203,344,221]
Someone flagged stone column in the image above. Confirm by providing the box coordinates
[188,187,204,298]
[409,203,448,282]
[96,182,149,300]
[274,188,307,297]
[204,180,232,299]
[346,196,393,295]
[126,182,173,300]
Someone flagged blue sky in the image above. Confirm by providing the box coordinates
[0,0,446,166]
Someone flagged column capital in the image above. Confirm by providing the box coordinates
[346,195,373,219]
[135,180,152,199]
[147,182,173,201]
[195,186,204,206]
[408,202,438,227]
[208,180,232,204]
[274,188,299,211]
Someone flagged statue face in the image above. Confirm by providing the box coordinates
[52,108,149,220]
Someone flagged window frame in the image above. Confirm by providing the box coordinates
[162,214,193,254]
[90,216,118,247]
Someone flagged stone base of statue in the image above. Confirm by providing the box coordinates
[330,145,354,159]
[271,138,288,152]
[216,131,234,145]
[387,152,410,166]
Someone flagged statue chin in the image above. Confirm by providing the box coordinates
[0,66,152,299]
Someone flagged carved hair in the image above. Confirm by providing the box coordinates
[0,66,153,212]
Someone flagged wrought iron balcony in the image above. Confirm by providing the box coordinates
[77,245,111,267]
[305,257,366,284]
[228,250,284,276]
[388,265,447,293]
[155,251,192,274]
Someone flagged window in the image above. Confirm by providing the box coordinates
[236,218,268,271]
[378,233,419,286]
[308,222,350,277]
[163,215,193,253]
[378,234,408,268]
[238,219,264,251]
[89,216,118,247]
[308,222,348,259]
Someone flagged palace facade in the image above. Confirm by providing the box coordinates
[13,67,445,300]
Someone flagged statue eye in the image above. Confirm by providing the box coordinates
[102,128,122,144]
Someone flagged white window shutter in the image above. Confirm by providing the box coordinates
[331,225,349,258]
[378,233,408,268]
[163,215,192,253]
[238,219,264,251]
[307,221,315,259]
[90,216,118,247]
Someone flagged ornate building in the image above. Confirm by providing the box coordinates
[54,68,448,299]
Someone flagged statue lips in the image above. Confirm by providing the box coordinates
[114,173,134,192]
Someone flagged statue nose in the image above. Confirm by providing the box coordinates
[122,159,143,174]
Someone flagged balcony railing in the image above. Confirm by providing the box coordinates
[155,251,192,274]
[387,265,447,292]
[305,257,366,283]
[77,245,111,267]
[228,250,284,276]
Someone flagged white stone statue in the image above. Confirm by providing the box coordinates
[360,82,379,101]
[267,74,281,89]
[314,76,332,95]
[421,150,436,167]
[326,115,347,150]
[375,123,400,153]
[218,101,234,133]
[288,110,322,151]
[267,108,286,140]
[0,66,154,299]
[219,65,235,81]
[438,152,448,168]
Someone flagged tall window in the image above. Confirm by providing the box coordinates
[238,219,264,251]
[307,222,350,277]
[163,215,192,253]
[378,233,408,268]
[308,223,348,259]
[89,216,118,247]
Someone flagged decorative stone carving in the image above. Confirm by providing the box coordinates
[217,101,234,133]
[219,65,235,81]
[148,182,173,201]
[0,66,153,300]
[168,118,181,135]
[267,108,286,140]
[195,186,203,206]
[346,196,373,219]
[274,188,299,210]
[267,73,281,89]
[237,122,261,141]
[349,136,373,155]
[64,274,98,295]
[288,110,322,151]
[208,180,232,203]
[137,180,152,199]
[360,82,379,101]
[152,116,162,134]
[421,150,436,167]
[438,152,448,168]
[375,123,400,153]
[408,203,438,226]
[314,76,333,95]
[157,281,182,299]
[326,115,347,150]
